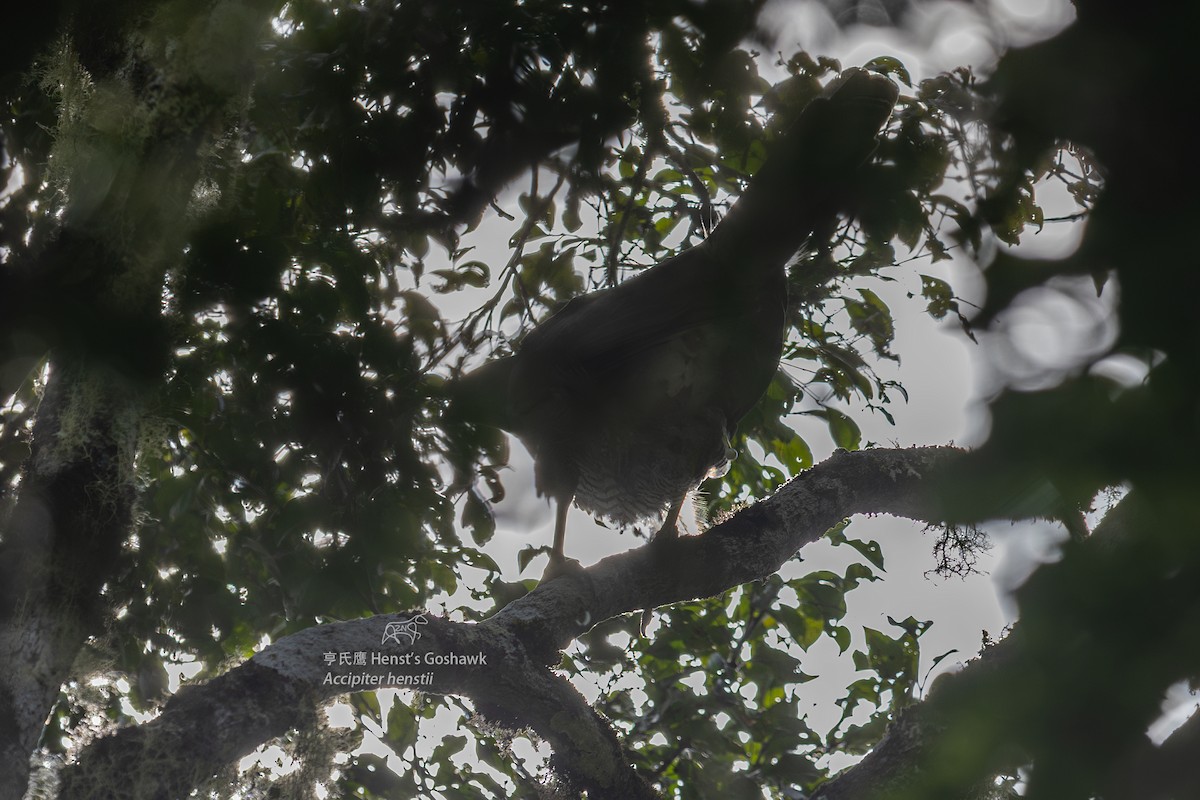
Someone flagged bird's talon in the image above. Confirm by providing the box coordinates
[648,525,679,556]
[540,555,585,583]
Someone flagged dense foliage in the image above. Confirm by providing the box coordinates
[3,2,1196,799]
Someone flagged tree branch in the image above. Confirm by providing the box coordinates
[59,445,971,798]
[0,362,139,799]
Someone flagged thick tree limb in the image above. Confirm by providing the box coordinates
[494,445,968,656]
[83,445,1187,800]
[0,363,139,799]
[1111,705,1200,800]
[57,445,970,798]
[0,3,280,795]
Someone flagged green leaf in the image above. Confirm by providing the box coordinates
[919,273,956,320]
[516,545,542,573]
[830,625,852,653]
[461,491,495,546]
[618,145,641,179]
[431,734,467,762]
[778,606,824,650]
[827,528,886,571]
[385,703,418,752]
[864,56,912,87]
[457,260,490,287]
[770,433,814,472]
[807,408,862,450]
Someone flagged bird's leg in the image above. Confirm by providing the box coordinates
[552,496,570,562]
[650,495,686,549]
[541,496,583,582]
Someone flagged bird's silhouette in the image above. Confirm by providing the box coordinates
[452,68,898,576]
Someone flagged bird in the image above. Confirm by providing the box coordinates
[451,68,899,577]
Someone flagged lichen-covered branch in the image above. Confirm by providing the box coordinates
[0,363,140,799]
[0,3,281,795]
[57,445,972,798]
